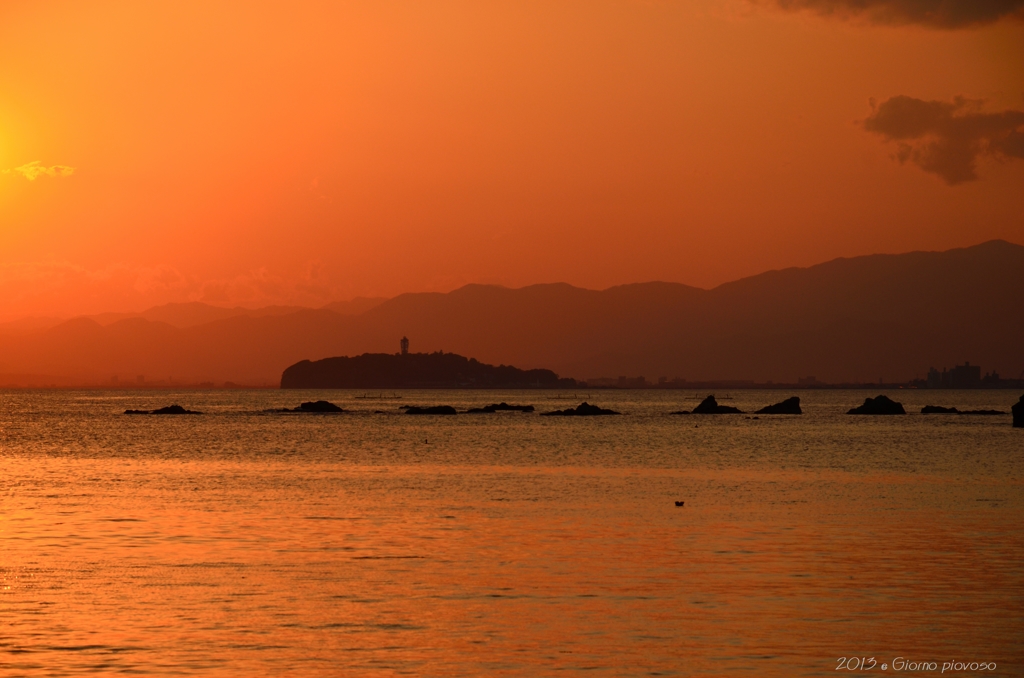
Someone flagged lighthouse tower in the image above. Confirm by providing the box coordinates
[400,336,409,355]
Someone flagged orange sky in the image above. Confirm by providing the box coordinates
[1,0,1022,320]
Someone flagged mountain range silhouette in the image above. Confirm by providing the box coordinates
[0,240,1020,386]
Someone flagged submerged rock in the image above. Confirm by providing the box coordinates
[541,402,620,416]
[847,395,905,415]
[466,402,535,413]
[1013,395,1024,428]
[125,404,202,415]
[404,405,458,415]
[922,405,1005,415]
[755,397,802,415]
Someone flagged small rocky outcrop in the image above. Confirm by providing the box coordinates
[922,405,959,414]
[267,400,345,413]
[1013,395,1024,428]
[755,397,802,415]
[678,395,743,415]
[125,405,202,415]
[295,400,345,413]
[404,405,458,415]
[541,402,620,416]
[466,402,535,413]
[921,405,1005,415]
[847,395,905,415]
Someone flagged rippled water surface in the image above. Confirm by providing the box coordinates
[2,389,1022,676]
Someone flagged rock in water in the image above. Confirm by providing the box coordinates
[847,395,905,415]
[295,400,344,413]
[404,405,458,415]
[541,402,620,416]
[690,395,743,414]
[922,405,959,414]
[266,400,345,413]
[755,397,801,415]
[466,402,535,413]
[125,405,202,415]
[1013,394,1024,428]
[921,405,1005,415]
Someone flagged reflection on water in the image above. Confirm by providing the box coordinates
[1,389,1022,675]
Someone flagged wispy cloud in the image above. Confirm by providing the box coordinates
[0,261,347,321]
[863,95,1024,184]
[757,0,1024,28]
[3,161,76,180]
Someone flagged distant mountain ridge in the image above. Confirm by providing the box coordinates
[320,297,387,316]
[0,240,1020,386]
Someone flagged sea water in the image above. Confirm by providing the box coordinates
[1,389,1021,676]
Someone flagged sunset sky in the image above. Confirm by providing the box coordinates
[1,0,1022,320]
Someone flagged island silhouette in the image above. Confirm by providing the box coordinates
[280,351,579,389]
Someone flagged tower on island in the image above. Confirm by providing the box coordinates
[400,336,409,356]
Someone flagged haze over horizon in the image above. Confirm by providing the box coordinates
[1,238,1019,324]
[2,0,1023,321]
[1,239,1020,387]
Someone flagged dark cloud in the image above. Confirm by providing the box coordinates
[863,96,1024,184]
[765,0,1024,28]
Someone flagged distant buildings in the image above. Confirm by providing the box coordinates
[926,362,984,388]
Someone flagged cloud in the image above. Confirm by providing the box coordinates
[0,260,349,321]
[863,95,1024,184]
[3,161,76,180]
[760,0,1024,28]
